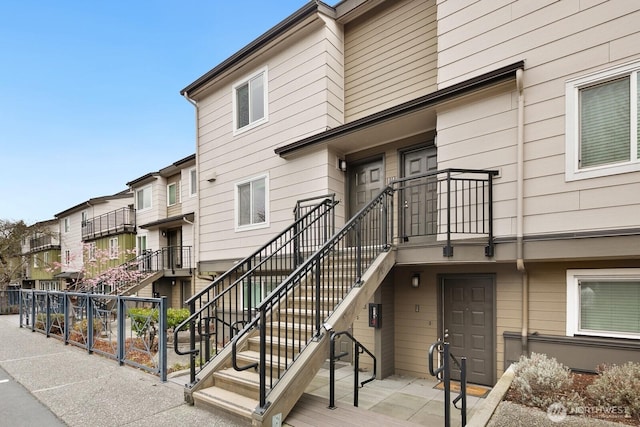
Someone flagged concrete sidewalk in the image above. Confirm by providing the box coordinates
[0,315,244,427]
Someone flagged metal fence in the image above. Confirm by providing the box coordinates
[19,289,168,381]
[0,288,20,314]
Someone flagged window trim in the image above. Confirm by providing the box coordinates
[136,185,152,212]
[63,217,70,233]
[565,60,640,181]
[232,67,268,135]
[566,268,640,340]
[189,168,197,197]
[109,237,119,259]
[234,173,269,232]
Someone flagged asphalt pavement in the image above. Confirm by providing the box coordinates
[0,314,245,427]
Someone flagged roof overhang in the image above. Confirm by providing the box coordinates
[274,61,525,158]
[139,212,195,230]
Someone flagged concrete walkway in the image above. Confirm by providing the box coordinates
[0,314,485,426]
[0,315,243,427]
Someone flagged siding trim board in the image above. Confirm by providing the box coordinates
[274,61,525,157]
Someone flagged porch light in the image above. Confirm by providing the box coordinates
[338,159,347,172]
[411,273,420,288]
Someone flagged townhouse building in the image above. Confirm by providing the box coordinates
[54,191,135,290]
[126,154,196,308]
[21,219,61,290]
[175,0,640,424]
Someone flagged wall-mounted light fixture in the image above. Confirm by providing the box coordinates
[411,273,420,289]
[338,159,347,172]
[161,230,167,237]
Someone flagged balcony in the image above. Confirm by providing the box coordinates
[82,207,135,241]
[29,233,60,252]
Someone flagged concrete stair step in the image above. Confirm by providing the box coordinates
[194,386,258,420]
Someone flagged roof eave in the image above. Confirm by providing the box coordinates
[274,60,525,157]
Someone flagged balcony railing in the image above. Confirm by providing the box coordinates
[29,233,60,252]
[82,207,135,240]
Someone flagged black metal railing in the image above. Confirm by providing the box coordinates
[231,188,393,411]
[29,233,60,252]
[174,197,338,383]
[393,169,498,256]
[82,207,136,240]
[329,330,376,409]
[0,287,20,314]
[429,339,467,427]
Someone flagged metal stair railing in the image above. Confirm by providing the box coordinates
[329,330,377,409]
[429,338,468,427]
[174,197,338,385]
[231,187,394,412]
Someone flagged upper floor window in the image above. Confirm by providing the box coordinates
[235,174,268,230]
[233,67,268,133]
[565,61,640,181]
[167,182,179,206]
[109,237,119,259]
[136,185,152,211]
[64,218,70,233]
[81,211,88,226]
[567,269,640,340]
[189,168,197,197]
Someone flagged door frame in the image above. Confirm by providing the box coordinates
[437,273,496,385]
[347,155,386,219]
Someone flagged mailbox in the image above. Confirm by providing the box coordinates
[368,303,382,328]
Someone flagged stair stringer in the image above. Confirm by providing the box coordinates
[251,248,397,427]
[119,270,164,296]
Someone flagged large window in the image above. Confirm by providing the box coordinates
[565,61,640,181]
[235,174,268,230]
[567,269,640,340]
[136,185,152,211]
[233,68,268,133]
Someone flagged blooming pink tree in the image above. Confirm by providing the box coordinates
[47,244,152,294]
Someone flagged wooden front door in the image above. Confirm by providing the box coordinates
[442,275,495,386]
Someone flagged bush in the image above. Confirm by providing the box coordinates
[34,313,65,333]
[510,352,584,411]
[72,318,103,336]
[128,307,190,334]
[587,362,640,419]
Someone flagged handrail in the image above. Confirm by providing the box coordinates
[428,339,467,427]
[329,330,377,408]
[237,186,394,410]
[174,197,338,384]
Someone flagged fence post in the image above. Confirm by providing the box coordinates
[118,296,126,365]
[87,295,94,353]
[30,291,36,332]
[159,296,167,382]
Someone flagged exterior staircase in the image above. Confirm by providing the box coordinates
[189,250,395,426]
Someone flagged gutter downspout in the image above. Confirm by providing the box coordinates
[515,68,529,355]
[183,91,199,296]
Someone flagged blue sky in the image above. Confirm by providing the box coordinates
[0,0,312,224]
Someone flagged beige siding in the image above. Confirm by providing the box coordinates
[196,19,346,263]
[437,0,640,236]
[344,0,437,121]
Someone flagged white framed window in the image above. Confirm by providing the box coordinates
[109,237,119,259]
[167,182,179,206]
[232,67,268,134]
[235,173,269,230]
[86,242,96,261]
[567,269,640,340]
[64,218,70,233]
[565,61,640,181]
[189,168,197,197]
[137,235,147,255]
[136,185,152,211]
[64,250,70,265]
[33,254,39,268]
[43,251,49,265]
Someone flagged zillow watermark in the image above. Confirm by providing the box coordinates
[547,402,627,423]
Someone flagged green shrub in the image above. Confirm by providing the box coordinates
[510,352,584,411]
[34,313,65,333]
[167,308,189,331]
[72,318,103,336]
[587,362,640,419]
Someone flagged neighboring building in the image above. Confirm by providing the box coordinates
[178,0,640,424]
[21,219,61,290]
[127,154,196,308]
[54,191,135,289]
